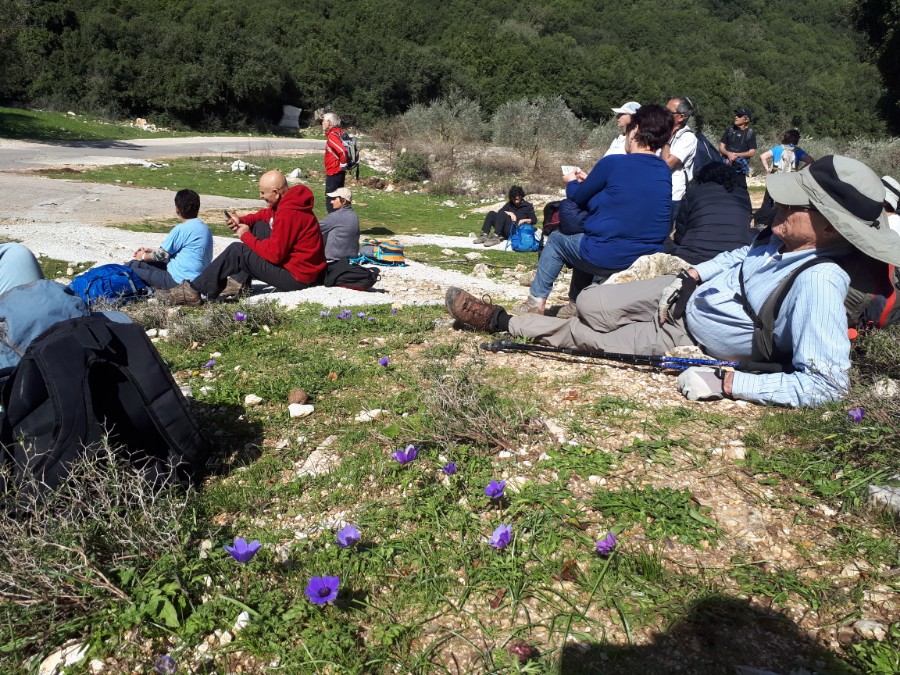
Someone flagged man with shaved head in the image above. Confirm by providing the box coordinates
[159,170,326,305]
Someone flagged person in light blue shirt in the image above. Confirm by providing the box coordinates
[128,189,213,289]
[443,156,900,407]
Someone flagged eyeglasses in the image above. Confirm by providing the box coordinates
[775,202,817,213]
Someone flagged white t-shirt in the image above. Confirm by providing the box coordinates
[888,212,900,236]
[668,126,697,201]
[604,135,627,157]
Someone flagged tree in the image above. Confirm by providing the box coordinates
[854,0,900,132]
[490,96,585,172]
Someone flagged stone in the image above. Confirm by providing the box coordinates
[244,394,263,406]
[464,251,483,261]
[441,248,457,256]
[146,328,158,337]
[288,387,309,404]
[872,378,900,397]
[233,610,251,632]
[296,449,339,478]
[853,619,887,641]
[39,642,88,674]
[288,404,314,418]
[606,252,690,285]
[867,479,900,515]
[472,263,490,278]
[199,539,213,559]
[179,386,193,399]
[355,409,384,422]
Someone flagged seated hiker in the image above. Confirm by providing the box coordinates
[882,175,900,235]
[474,186,536,247]
[0,242,44,295]
[663,162,754,265]
[756,131,816,229]
[128,189,212,290]
[158,170,326,306]
[604,101,641,156]
[444,155,900,408]
[516,104,673,316]
[319,187,360,260]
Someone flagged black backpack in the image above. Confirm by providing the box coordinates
[691,131,726,180]
[323,258,380,290]
[0,314,208,491]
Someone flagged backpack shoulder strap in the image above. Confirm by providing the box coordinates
[735,257,830,373]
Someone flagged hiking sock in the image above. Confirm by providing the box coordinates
[493,307,511,333]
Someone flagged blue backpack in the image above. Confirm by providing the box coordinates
[507,223,540,252]
[69,264,150,306]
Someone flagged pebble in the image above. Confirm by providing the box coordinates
[244,394,263,406]
[464,251,482,260]
[355,409,384,422]
[853,619,887,641]
[867,479,900,515]
[288,387,309,404]
[39,642,88,674]
[288,403,314,418]
[498,451,514,459]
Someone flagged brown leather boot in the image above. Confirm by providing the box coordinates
[445,287,501,332]
[156,280,202,307]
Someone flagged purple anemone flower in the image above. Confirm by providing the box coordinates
[224,537,261,563]
[489,524,512,549]
[153,655,177,675]
[319,310,331,317]
[336,524,361,548]
[595,532,618,556]
[305,575,340,604]
[378,356,390,367]
[390,307,398,315]
[337,310,352,320]
[234,312,247,322]
[203,359,215,369]
[485,480,506,499]
[848,406,864,422]
[443,461,457,475]
[357,312,367,319]
[393,444,419,464]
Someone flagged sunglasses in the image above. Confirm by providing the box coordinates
[774,202,818,213]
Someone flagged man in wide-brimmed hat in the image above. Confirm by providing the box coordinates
[445,155,900,408]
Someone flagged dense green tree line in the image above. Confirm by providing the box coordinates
[0,0,889,137]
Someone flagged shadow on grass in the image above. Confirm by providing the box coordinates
[559,594,852,674]
[191,401,264,478]
[361,227,396,236]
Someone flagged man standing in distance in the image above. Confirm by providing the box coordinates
[719,107,757,188]
[604,101,641,156]
[661,97,698,225]
[322,112,348,213]
[158,170,326,305]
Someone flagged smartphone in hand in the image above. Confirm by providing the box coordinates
[223,210,232,221]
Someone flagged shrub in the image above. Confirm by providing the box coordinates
[490,96,586,172]
[392,152,430,182]
[401,91,486,164]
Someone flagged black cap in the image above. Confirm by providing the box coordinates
[734,107,752,120]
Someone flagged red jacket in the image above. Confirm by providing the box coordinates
[239,184,326,283]
[325,126,347,176]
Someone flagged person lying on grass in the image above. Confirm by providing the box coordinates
[158,170,326,306]
[445,156,900,408]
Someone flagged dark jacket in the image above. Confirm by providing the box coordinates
[557,198,587,235]
[663,182,754,265]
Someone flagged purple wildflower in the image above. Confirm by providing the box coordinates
[443,461,457,475]
[357,312,367,319]
[233,311,247,322]
[489,524,512,549]
[203,359,216,369]
[848,407,864,422]
[393,444,419,464]
[485,480,506,499]
[336,524,361,548]
[153,655,177,675]
[378,356,390,367]
[390,307,398,315]
[337,310,352,320]
[223,537,261,563]
[319,310,331,317]
[595,532,618,556]
[305,575,340,604]
[368,316,376,322]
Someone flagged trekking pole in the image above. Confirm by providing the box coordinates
[479,339,739,371]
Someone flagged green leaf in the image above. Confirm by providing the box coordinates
[688,508,717,528]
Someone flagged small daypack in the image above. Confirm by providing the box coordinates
[775,145,797,173]
[691,131,726,180]
[506,223,540,252]
[69,264,150,306]
[340,131,361,179]
[0,313,208,492]
[323,259,380,290]
[354,239,406,266]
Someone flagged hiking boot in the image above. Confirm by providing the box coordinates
[156,280,201,307]
[555,300,579,319]
[483,234,502,247]
[445,287,501,332]
[512,295,546,315]
[218,277,248,299]
[473,233,488,244]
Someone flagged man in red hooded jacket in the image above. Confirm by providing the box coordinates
[322,112,347,213]
[159,170,326,305]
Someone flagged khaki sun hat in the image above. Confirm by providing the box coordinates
[326,187,352,201]
[766,155,900,266]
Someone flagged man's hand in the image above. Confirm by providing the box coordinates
[133,247,146,261]
[504,211,517,222]
[677,367,726,401]
[228,220,250,238]
[658,270,699,325]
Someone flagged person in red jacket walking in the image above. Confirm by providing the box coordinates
[322,112,347,213]
[159,170,326,305]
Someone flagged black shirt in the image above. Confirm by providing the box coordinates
[720,126,757,154]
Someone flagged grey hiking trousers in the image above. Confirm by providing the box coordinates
[507,275,697,356]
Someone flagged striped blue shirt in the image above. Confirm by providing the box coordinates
[686,236,851,407]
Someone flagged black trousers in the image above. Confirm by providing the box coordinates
[481,211,514,239]
[325,172,346,213]
[127,260,178,290]
[190,221,313,298]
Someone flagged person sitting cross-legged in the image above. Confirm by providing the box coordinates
[445,155,900,408]
[474,186,537,247]
[158,170,326,306]
[128,189,212,291]
[319,187,360,260]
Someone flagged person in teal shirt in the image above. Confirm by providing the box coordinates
[128,189,213,290]
[759,129,815,174]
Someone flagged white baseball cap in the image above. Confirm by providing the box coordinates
[611,101,641,115]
